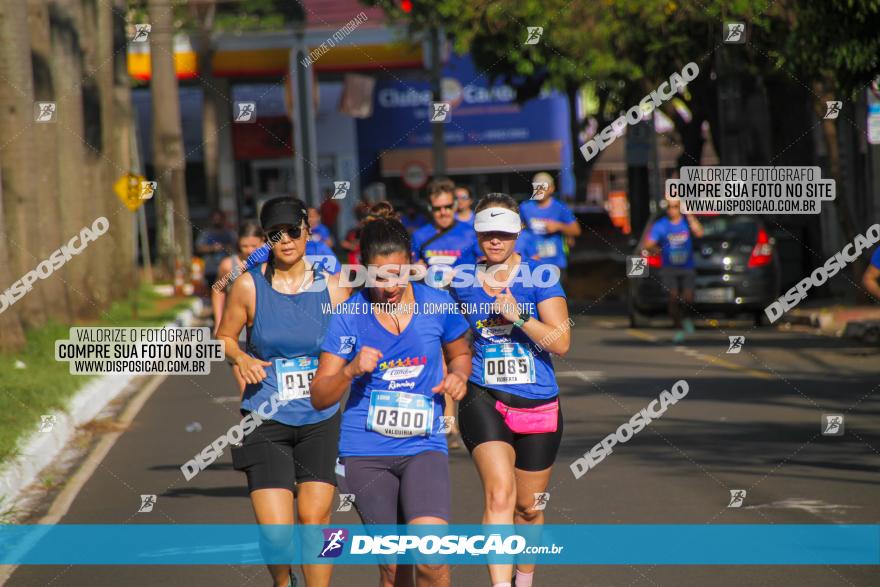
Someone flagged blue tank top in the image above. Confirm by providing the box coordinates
[241,264,339,426]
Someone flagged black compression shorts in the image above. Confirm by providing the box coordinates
[231,411,340,492]
[458,381,563,471]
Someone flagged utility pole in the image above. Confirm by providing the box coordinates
[430,25,446,178]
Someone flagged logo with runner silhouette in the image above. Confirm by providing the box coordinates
[727,336,745,354]
[338,336,356,355]
[431,102,451,123]
[336,494,356,512]
[531,182,548,200]
[727,489,746,508]
[627,256,648,278]
[824,101,842,120]
[723,22,746,44]
[138,494,157,513]
[525,27,543,45]
[532,492,550,511]
[234,102,257,123]
[319,528,349,558]
[821,414,844,436]
[333,181,350,199]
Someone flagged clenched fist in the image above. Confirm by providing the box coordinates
[344,345,383,378]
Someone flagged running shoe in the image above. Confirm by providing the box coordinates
[672,330,686,344]
[682,318,695,334]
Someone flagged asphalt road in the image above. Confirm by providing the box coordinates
[5,307,879,586]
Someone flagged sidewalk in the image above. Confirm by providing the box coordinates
[781,304,880,344]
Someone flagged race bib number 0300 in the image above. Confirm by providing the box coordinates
[275,357,318,400]
[367,390,433,438]
[484,343,536,385]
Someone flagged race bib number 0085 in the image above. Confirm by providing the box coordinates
[367,390,433,438]
[484,343,536,385]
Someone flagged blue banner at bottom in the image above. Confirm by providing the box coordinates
[0,524,877,565]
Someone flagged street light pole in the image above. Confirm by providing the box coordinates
[430,24,446,178]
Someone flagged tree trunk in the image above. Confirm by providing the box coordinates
[149,0,192,280]
[50,0,93,318]
[194,2,220,210]
[0,0,47,328]
[27,0,72,323]
[0,167,27,351]
[814,82,857,246]
[101,0,136,299]
[78,0,113,309]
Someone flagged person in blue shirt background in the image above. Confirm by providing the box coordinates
[311,202,471,587]
[412,178,481,447]
[308,207,333,248]
[518,172,581,279]
[644,197,704,342]
[455,185,475,225]
[862,245,880,301]
[411,178,481,272]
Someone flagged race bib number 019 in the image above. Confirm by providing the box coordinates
[275,357,318,400]
[484,343,536,385]
[367,390,433,438]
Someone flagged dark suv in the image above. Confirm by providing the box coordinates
[628,213,782,327]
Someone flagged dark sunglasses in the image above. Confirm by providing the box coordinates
[431,204,456,212]
[266,225,303,242]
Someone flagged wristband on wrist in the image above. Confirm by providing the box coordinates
[513,312,531,328]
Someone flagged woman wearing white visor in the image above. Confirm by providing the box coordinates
[450,193,571,587]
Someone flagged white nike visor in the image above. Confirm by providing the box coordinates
[473,207,522,234]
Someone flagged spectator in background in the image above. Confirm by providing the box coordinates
[341,205,370,265]
[455,186,475,225]
[862,246,880,301]
[320,190,340,240]
[412,179,481,276]
[412,178,480,450]
[401,204,429,234]
[308,207,334,248]
[196,209,238,289]
[519,172,581,281]
[644,197,704,343]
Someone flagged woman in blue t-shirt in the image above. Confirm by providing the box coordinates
[451,193,571,587]
[311,202,472,587]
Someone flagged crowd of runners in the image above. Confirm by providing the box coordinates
[211,175,578,587]
[204,175,880,587]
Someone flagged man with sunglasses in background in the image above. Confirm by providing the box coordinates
[411,178,480,449]
[412,178,481,275]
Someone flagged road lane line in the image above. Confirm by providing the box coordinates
[42,374,168,524]
[0,373,168,587]
[557,370,604,382]
[625,329,772,379]
[626,328,658,342]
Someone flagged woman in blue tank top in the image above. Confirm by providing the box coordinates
[311,202,472,587]
[216,197,350,587]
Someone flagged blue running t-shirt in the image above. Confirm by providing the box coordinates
[519,198,576,269]
[412,221,480,268]
[871,246,880,269]
[321,283,469,457]
[649,217,694,268]
[451,258,565,400]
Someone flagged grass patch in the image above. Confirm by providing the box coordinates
[0,286,192,464]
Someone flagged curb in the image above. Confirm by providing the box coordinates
[0,298,203,514]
